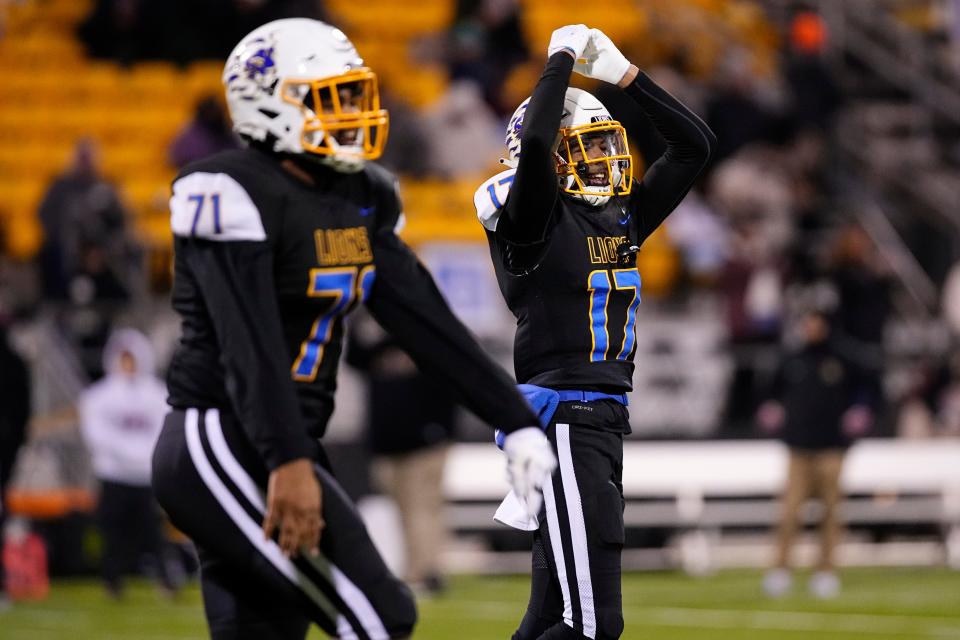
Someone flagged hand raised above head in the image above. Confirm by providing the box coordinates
[547,24,591,61]
[574,29,634,86]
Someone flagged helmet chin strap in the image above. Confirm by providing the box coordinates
[581,193,611,207]
[317,130,366,173]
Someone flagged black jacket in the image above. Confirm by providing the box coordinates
[769,338,876,450]
[0,329,30,487]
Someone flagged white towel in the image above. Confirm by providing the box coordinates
[493,490,539,531]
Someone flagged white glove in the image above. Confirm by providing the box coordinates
[503,427,558,519]
[574,28,632,85]
[547,24,591,61]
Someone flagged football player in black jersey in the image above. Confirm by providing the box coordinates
[151,18,557,640]
[476,25,716,640]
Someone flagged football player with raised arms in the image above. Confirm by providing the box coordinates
[151,18,556,640]
[476,25,715,639]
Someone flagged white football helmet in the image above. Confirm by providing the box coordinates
[223,18,389,173]
[504,88,632,207]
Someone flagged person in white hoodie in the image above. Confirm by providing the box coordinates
[78,328,174,598]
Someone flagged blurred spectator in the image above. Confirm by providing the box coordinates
[720,240,786,433]
[952,0,960,70]
[758,305,875,600]
[62,241,133,380]
[346,314,456,596]
[79,0,329,65]
[781,131,832,249]
[783,7,841,133]
[37,140,138,378]
[710,146,794,254]
[713,146,794,433]
[941,258,960,338]
[905,352,960,439]
[422,81,502,178]
[705,50,781,164]
[446,0,528,114]
[377,89,432,178]
[0,316,31,607]
[911,262,960,438]
[77,0,160,65]
[37,139,133,301]
[827,223,892,392]
[77,328,176,599]
[665,189,730,287]
[169,95,239,169]
[72,244,130,304]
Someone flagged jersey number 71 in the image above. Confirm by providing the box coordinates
[292,265,376,381]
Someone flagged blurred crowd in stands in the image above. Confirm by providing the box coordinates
[2,0,960,591]
[76,0,331,66]
[3,2,960,439]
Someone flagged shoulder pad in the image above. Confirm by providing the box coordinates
[473,168,516,232]
[170,172,266,241]
[363,163,404,233]
[364,162,396,191]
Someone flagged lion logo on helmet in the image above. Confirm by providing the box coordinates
[225,36,279,100]
[504,99,530,162]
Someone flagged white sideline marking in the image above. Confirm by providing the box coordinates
[427,601,960,637]
[642,606,960,636]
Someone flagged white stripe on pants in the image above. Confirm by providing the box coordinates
[191,408,390,640]
[543,423,597,638]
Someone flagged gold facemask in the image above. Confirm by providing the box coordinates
[555,121,633,198]
[281,68,389,160]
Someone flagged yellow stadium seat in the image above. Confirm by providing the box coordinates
[1,178,47,218]
[4,33,85,69]
[4,211,45,260]
[184,61,224,102]
[36,0,94,26]
[122,179,170,212]
[135,210,174,244]
[0,0,778,255]
[0,144,69,183]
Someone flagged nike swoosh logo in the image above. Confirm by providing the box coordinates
[618,214,631,225]
[359,206,375,217]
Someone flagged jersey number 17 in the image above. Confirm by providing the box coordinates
[587,268,641,362]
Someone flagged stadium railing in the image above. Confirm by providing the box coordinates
[443,439,960,570]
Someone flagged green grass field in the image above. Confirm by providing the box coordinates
[2,569,959,639]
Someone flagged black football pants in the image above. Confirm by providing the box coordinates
[152,408,416,640]
[513,404,626,640]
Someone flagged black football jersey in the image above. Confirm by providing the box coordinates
[167,147,537,470]
[476,54,715,397]
[478,170,641,391]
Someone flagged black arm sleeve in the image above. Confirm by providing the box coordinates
[497,53,575,245]
[183,239,317,469]
[366,231,538,433]
[624,71,716,243]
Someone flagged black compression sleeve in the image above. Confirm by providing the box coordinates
[183,240,317,469]
[498,53,574,245]
[366,231,537,433]
[623,71,716,243]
